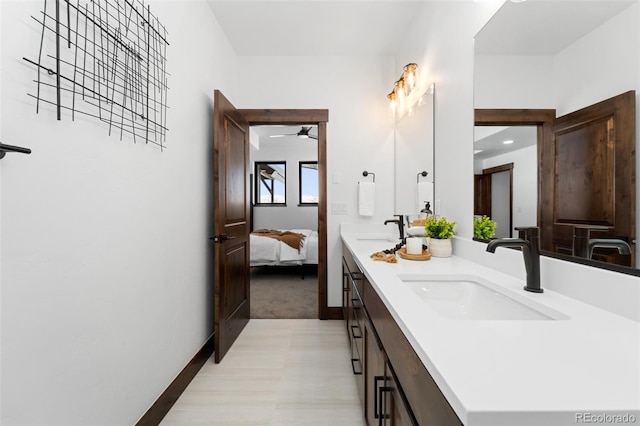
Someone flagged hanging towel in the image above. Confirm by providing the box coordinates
[358,182,375,216]
[416,182,434,213]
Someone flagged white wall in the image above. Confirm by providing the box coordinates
[237,55,396,306]
[0,1,238,424]
[251,136,318,230]
[474,55,555,109]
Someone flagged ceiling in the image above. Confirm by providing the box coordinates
[206,0,428,56]
[474,125,537,161]
[204,0,639,59]
[252,125,318,146]
[474,0,635,55]
[207,1,636,57]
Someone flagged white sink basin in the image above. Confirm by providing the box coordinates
[398,274,570,321]
[356,234,398,242]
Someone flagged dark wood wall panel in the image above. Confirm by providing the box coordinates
[554,117,614,225]
[550,91,635,266]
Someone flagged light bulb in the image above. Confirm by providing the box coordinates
[403,63,417,92]
[387,91,397,113]
[396,79,406,102]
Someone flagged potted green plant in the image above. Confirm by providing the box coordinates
[425,216,456,257]
[473,215,497,241]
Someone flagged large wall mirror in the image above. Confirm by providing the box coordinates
[473,0,639,275]
[394,84,435,217]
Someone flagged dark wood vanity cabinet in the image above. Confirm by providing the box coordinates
[343,244,463,426]
[343,255,365,406]
[364,318,385,425]
[365,316,415,426]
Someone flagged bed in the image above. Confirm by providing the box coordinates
[250,228,318,267]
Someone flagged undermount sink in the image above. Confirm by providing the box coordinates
[398,274,570,321]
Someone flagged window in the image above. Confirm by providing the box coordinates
[255,162,286,205]
[299,161,319,205]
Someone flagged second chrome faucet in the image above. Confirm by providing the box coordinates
[486,226,543,293]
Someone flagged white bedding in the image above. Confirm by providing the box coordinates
[250,229,318,266]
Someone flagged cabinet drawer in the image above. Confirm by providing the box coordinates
[365,286,463,426]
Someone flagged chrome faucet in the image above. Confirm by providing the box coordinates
[572,225,632,259]
[486,226,543,293]
[384,214,405,240]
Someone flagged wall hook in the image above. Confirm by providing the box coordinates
[0,142,32,160]
[362,171,375,182]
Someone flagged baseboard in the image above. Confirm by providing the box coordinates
[135,333,215,426]
[326,306,343,320]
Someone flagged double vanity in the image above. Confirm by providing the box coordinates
[341,227,640,426]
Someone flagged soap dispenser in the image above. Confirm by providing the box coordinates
[419,201,433,219]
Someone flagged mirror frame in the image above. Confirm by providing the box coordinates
[475,108,640,278]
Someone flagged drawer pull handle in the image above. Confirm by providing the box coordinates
[374,376,385,420]
[350,324,362,339]
[378,386,392,426]
[351,358,362,375]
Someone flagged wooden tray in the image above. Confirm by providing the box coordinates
[397,247,431,261]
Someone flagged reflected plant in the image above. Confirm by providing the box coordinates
[474,216,497,240]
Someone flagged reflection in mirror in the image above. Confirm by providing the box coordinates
[394,84,435,219]
[473,0,639,274]
[474,126,536,239]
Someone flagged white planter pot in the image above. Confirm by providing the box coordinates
[429,238,452,257]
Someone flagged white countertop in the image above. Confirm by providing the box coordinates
[341,230,640,426]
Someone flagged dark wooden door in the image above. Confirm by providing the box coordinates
[543,91,635,266]
[474,174,491,217]
[213,90,250,363]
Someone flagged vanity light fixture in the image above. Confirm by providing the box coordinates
[387,63,418,113]
[503,139,514,145]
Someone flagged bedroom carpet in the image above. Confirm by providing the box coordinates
[250,266,317,319]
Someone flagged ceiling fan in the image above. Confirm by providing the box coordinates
[270,126,317,140]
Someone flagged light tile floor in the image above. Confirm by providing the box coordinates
[160,319,365,426]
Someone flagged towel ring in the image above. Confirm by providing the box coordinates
[362,171,375,182]
[416,171,428,183]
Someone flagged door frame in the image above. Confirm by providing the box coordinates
[239,109,330,319]
[481,163,514,238]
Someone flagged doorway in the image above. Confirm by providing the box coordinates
[240,108,330,319]
[475,163,513,238]
[249,124,319,318]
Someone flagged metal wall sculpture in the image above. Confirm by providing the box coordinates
[24,0,169,149]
